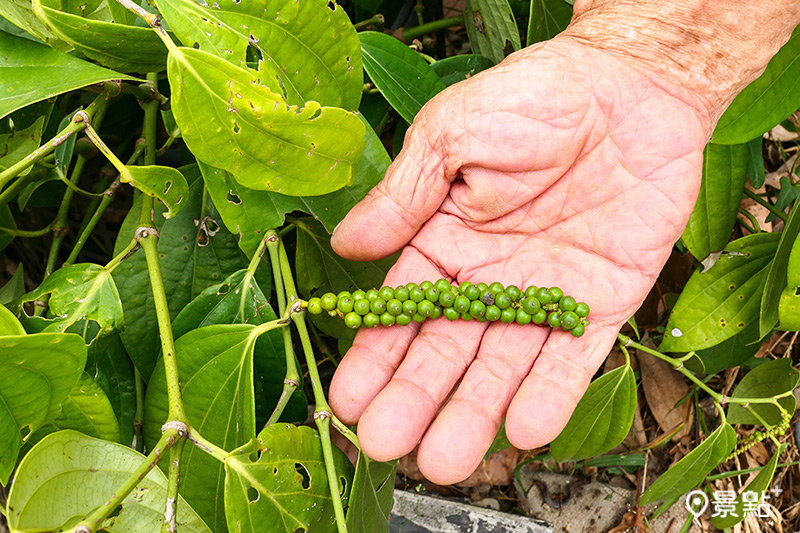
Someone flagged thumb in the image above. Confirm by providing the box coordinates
[331,103,458,261]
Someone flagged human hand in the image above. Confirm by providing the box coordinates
[329,36,713,484]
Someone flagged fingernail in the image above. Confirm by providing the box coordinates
[332,220,343,236]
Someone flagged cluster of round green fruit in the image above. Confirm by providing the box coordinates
[305,280,590,337]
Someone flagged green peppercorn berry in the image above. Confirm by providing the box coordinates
[470,300,486,318]
[459,281,474,293]
[547,312,562,329]
[463,284,481,300]
[461,312,474,321]
[386,299,403,316]
[480,290,495,306]
[354,299,371,316]
[424,287,440,303]
[409,287,425,303]
[495,292,511,309]
[560,296,577,312]
[475,314,488,323]
[370,298,387,314]
[506,285,522,302]
[366,289,380,301]
[413,313,426,323]
[521,297,541,315]
[574,302,590,318]
[321,292,338,310]
[379,286,394,301]
[363,313,380,328]
[476,282,489,291]
[439,291,455,307]
[420,280,434,291]
[337,297,354,314]
[418,300,435,317]
[395,285,410,301]
[380,313,396,326]
[536,287,553,305]
[430,305,443,319]
[500,308,517,324]
[402,300,418,316]
[435,279,452,293]
[515,309,532,325]
[396,314,412,326]
[570,324,585,337]
[559,311,579,330]
[344,312,362,329]
[485,305,501,321]
[532,309,548,324]
[307,297,323,314]
[454,295,471,313]
[443,307,460,321]
[549,287,564,302]
[406,282,419,292]
[524,286,539,298]
[352,289,366,300]
[487,281,503,294]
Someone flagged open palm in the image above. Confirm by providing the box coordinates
[329,37,712,484]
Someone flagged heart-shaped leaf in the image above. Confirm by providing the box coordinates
[345,452,396,533]
[727,358,799,425]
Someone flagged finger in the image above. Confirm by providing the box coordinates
[329,246,439,424]
[356,313,489,462]
[416,322,550,484]
[505,324,621,449]
[331,97,458,261]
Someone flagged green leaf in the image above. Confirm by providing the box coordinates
[526,0,572,45]
[639,421,736,508]
[0,115,44,176]
[0,302,25,335]
[17,262,123,342]
[201,117,390,256]
[550,364,636,462]
[168,46,364,197]
[746,137,765,189]
[0,29,134,121]
[712,25,800,144]
[693,321,763,375]
[768,176,800,223]
[0,205,15,254]
[760,199,800,336]
[144,324,270,532]
[0,332,86,484]
[661,232,779,352]
[121,165,188,219]
[86,334,136,447]
[484,422,512,459]
[359,31,446,124]
[464,0,521,64]
[113,165,247,377]
[0,0,70,49]
[682,143,749,262]
[345,453,396,533]
[224,423,354,533]
[6,430,212,532]
[156,0,362,109]
[711,449,781,529]
[0,263,25,305]
[31,0,167,73]
[430,54,495,87]
[727,358,799,425]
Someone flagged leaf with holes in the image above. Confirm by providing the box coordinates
[682,143,749,263]
[112,165,247,377]
[156,0,362,109]
[168,46,364,196]
[0,332,86,484]
[713,25,800,144]
[639,421,736,511]
[120,165,188,219]
[31,0,167,72]
[201,116,390,256]
[144,323,283,532]
[6,431,212,532]
[550,364,636,462]
[727,358,799,425]
[224,423,354,533]
[0,115,44,176]
[464,0,521,64]
[359,31,446,124]
[660,232,779,352]
[345,453,396,533]
[0,30,134,121]
[527,0,572,45]
[760,199,800,336]
[17,263,124,343]
[712,449,781,529]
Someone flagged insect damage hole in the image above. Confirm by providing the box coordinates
[233,122,241,134]
[247,486,260,503]
[327,0,336,10]
[163,181,172,194]
[295,463,311,489]
[227,190,242,205]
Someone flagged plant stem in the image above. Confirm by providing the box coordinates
[188,427,230,462]
[161,439,186,533]
[402,15,463,41]
[743,188,788,223]
[133,367,145,452]
[738,207,761,233]
[706,459,800,481]
[63,179,120,266]
[353,14,384,29]
[75,428,183,532]
[0,225,53,238]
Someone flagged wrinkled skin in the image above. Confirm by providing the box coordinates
[329,37,713,484]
